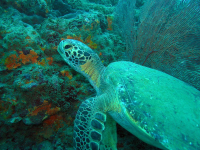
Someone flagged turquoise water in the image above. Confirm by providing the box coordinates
[0,0,199,149]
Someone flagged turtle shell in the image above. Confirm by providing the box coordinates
[103,61,200,150]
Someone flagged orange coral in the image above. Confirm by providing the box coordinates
[85,34,92,43]
[67,35,75,39]
[29,50,38,63]
[85,35,98,49]
[25,36,31,39]
[107,16,113,31]
[38,58,46,66]
[39,46,45,51]
[52,46,58,50]
[29,100,60,116]
[25,80,33,84]
[61,70,73,80]
[81,19,99,31]
[67,35,84,43]
[19,52,30,64]
[46,57,53,65]
[43,115,64,131]
[47,107,61,116]
[30,102,51,116]
[19,50,38,64]
[67,34,97,49]
[5,54,21,70]
[43,115,60,125]
[82,25,91,31]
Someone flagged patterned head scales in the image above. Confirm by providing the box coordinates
[57,39,101,77]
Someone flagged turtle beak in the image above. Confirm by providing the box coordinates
[57,40,65,55]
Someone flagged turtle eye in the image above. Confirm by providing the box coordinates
[64,45,72,49]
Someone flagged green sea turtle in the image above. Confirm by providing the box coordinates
[57,39,200,150]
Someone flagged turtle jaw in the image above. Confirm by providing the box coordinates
[57,40,66,60]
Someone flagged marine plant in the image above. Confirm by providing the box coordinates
[114,0,200,90]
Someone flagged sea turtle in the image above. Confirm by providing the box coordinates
[57,39,200,150]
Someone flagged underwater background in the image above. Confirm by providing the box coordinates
[0,0,199,149]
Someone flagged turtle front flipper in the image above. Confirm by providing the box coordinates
[74,97,117,150]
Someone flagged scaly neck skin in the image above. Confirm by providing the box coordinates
[79,59,106,95]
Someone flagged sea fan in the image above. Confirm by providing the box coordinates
[114,0,200,90]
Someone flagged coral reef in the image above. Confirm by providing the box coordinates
[2,0,196,149]
[0,0,130,149]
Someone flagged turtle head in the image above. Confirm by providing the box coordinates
[57,39,105,92]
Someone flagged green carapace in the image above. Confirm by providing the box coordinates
[57,39,200,150]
